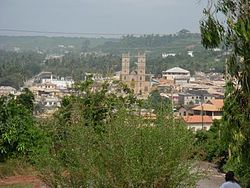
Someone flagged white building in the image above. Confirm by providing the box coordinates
[0,86,16,96]
[188,51,194,57]
[162,53,176,58]
[162,67,190,84]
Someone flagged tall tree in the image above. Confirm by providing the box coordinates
[200,0,250,183]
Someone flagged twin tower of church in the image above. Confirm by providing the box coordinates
[120,53,151,95]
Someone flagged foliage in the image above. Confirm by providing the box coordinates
[0,33,225,88]
[34,80,199,187]
[0,94,41,161]
[0,50,44,88]
[143,90,173,126]
[195,120,228,168]
[146,90,171,111]
[0,159,35,178]
[17,88,35,112]
[56,78,136,134]
[200,0,250,183]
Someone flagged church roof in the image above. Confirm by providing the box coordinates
[164,67,190,74]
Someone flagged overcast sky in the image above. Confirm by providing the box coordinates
[0,0,207,37]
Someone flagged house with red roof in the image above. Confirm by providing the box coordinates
[182,115,213,131]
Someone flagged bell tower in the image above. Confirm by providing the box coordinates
[137,52,146,80]
[121,53,130,81]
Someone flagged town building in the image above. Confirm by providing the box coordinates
[178,106,194,116]
[28,72,75,115]
[182,115,213,131]
[192,99,223,120]
[120,53,151,95]
[178,90,215,106]
[162,67,190,85]
[0,86,16,96]
[34,72,74,89]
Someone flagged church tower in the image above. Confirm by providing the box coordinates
[121,53,130,81]
[136,52,146,94]
[137,52,146,81]
[120,52,151,96]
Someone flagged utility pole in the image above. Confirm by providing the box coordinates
[201,94,204,130]
[201,103,204,130]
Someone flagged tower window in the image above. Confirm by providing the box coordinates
[124,76,126,80]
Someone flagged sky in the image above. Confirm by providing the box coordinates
[0,0,207,37]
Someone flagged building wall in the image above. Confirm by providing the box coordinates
[187,123,212,132]
[179,94,215,106]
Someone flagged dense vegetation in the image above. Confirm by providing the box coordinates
[0,32,200,53]
[199,0,250,185]
[0,81,200,187]
[0,89,43,161]
[0,32,225,88]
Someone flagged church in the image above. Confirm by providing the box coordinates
[120,53,151,95]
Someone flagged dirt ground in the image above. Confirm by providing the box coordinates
[0,162,225,188]
[0,175,46,188]
[196,161,225,188]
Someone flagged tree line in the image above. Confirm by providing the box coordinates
[0,48,224,89]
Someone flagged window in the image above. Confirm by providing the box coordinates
[140,76,142,80]
[124,76,126,80]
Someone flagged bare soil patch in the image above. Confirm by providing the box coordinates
[0,175,46,188]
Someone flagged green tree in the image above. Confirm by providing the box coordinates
[195,120,228,168]
[0,95,40,161]
[17,88,35,112]
[200,0,250,183]
[145,90,173,126]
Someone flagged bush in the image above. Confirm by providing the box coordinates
[35,108,199,187]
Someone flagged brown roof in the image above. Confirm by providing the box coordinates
[158,78,174,85]
[182,115,213,124]
[192,104,221,112]
[207,99,224,109]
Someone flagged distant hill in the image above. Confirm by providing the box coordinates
[0,33,202,55]
[0,36,118,52]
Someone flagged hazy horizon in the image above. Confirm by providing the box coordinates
[0,0,207,37]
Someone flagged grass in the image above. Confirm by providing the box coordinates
[0,159,35,178]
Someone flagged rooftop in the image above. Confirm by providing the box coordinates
[164,67,190,74]
[192,104,221,112]
[182,115,213,124]
[207,99,224,109]
[187,89,212,96]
